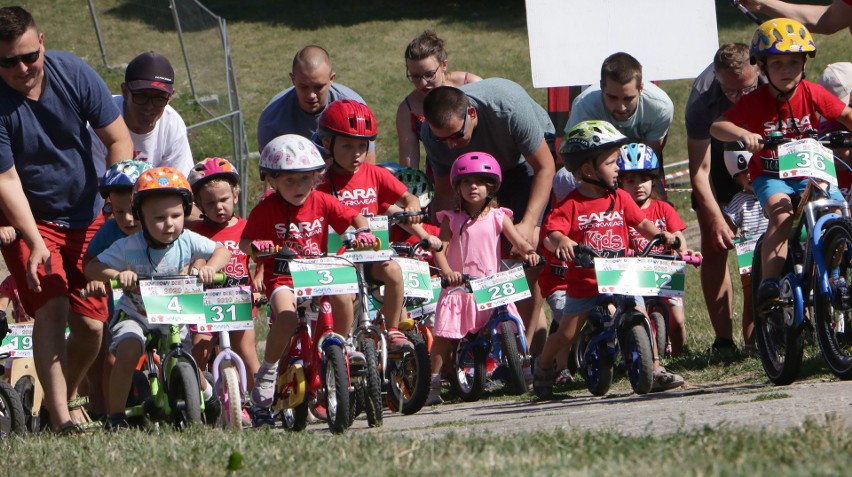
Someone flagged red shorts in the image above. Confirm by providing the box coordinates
[0,215,108,322]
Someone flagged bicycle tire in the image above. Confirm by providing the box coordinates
[623,320,654,395]
[814,218,852,379]
[386,330,431,415]
[13,375,38,434]
[323,344,350,434]
[498,321,526,394]
[360,338,383,427]
[281,399,309,431]
[168,361,203,429]
[449,339,487,402]
[752,238,804,385]
[649,311,667,360]
[220,362,243,430]
[577,324,613,397]
[0,379,25,436]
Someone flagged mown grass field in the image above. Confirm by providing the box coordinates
[2,1,851,475]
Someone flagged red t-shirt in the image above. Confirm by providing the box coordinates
[0,275,29,322]
[543,188,647,299]
[242,191,359,287]
[628,200,686,254]
[316,163,408,216]
[723,81,846,179]
[191,217,251,286]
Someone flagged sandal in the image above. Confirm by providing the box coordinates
[533,361,558,399]
[651,367,684,393]
[67,396,102,433]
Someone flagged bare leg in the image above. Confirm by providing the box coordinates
[32,297,72,431]
[519,267,547,356]
[232,328,260,389]
[66,312,103,401]
[697,208,734,341]
[108,340,142,415]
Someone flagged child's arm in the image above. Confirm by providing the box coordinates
[836,106,852,131]
[545,231,578,262]
[197,244,230,285]
[501,215,540,265]
[710,116,763,152]
[350,214,378,249]
[85,258,137,290]
[434,216,462,287]
[634,219,677,248]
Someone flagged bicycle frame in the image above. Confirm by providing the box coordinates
[583,295,654,364]
[455,304,529,366]
[210,328,248,406]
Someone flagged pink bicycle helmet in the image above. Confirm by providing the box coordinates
[188,157,239,194]
[450,152,502,188]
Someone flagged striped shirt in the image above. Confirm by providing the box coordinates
[723,191,768,238]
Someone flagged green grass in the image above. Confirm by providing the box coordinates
[2,420,850,476]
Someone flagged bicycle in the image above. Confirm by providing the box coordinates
[0,324,26,437]
[83,274,224,429]
[253,246,352,434]
[443,264,533,402]
[571,237,699,396]
[1,322,43,434]
[739,130,852,384]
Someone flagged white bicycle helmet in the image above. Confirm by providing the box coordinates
[724,150,752,178]
[259,134,326,176]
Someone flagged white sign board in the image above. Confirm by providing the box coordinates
[526,0,719,88]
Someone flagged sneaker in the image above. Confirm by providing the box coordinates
[532,361,557,399]
[650,367,684,392]
[387,330,413,352]
[554,369,574,385]
[251,363,279,408]
[756,278,781,307]
[250,406,276,428]
[424,375,443,406]
[240,408,252,428]
[204,395,222,426]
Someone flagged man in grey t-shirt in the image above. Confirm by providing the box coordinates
[256,45,375,162]
[685,43,762,352]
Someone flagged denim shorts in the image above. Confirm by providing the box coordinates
[562,294,645,316]
[752,176,845,207]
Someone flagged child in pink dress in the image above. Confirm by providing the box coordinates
[427,152,539,405]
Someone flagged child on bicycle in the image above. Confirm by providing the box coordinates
[533,121,683,399]
[710,18,852,309]
[85,167,231,430]
[315,100,442,351]
[618,143,695,356]
[722,150,768,353]
[239,134,378,421]
[188,157,260,425]
[427,152,539,405]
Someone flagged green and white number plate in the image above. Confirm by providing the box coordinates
[594,257,686,297]
[0,323,34,357]
[471,267,531,311]
[394,257,434,299]
[197,286,254,333]
[140,277,205,325]
[734,236,758,276]
[328,216,393,262]
[290,258,358,297]
[406,277,441,318]
[778,138,837,185]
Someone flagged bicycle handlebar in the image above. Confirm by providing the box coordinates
[80,273,226,299]
[387,210,426,225]
[723,131,852,151]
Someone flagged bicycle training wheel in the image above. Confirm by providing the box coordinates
[814,218,852,379]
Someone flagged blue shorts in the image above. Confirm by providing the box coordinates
[752,176,845,207]
[562,294,645,316]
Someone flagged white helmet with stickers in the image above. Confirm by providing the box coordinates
[724,150,752,178]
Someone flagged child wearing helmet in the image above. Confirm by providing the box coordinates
[721,149,768,354]
[618,143,697,357]
[426,152,539,405]
[316,100,442,352]
[710,18,852,308]
[239,134,378,416]
[533,121,682,399]
[188,157,260,424]
[85,167,231,430]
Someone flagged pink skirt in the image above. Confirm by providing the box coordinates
[433,289,522,339]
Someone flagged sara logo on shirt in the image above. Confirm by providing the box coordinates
[577,211,624,229]
[763,116,814,135]
[274,218,325,240]
[337,188,377,206]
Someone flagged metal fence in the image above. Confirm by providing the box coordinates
[87,0,249,213]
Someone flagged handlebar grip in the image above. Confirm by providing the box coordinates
[671,237,682,251]
[681,254,703,267]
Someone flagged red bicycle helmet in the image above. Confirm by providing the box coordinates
[318,100,378,140]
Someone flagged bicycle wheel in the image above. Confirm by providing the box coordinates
[13,375,38,434]
[649,311,667,360]
[498,321,526,394]
[281,396,309,432]
[168,361,203,429]
[386,330,430,415]
[622,320,654,395]
[0,379,25,436]
[360,338,383,427]
[449,339,487,402]
[752,239,804,385]
[577,323,613,397]
[220,362,243,430]
[814,218,852,379]
[322,344,350,434]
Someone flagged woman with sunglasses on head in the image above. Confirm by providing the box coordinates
[396,31,481,169]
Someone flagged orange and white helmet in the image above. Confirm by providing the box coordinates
[131,167,193,219]
[259,134,326,176]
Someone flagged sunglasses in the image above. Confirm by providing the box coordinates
[435,110,468,143]
[130,92,170,108]
[406,67,439,84]
[0,49,40,69]
[721,80,759,100]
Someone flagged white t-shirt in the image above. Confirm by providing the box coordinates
[90,95,194,177]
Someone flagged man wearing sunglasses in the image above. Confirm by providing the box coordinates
[257,45,375,163]
[421,78,556,357]
[685,43,764,354]
[90,51,193,177]
[0,6,133,434]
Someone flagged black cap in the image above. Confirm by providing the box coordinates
[125,51,174,94]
